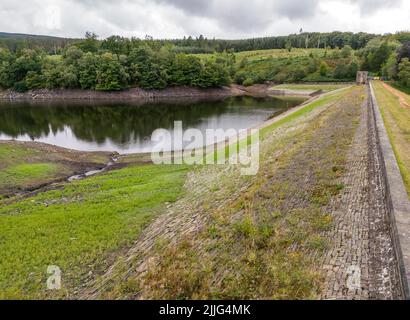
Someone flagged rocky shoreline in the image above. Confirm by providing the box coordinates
[0,84,268,101]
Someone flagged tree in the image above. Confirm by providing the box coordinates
[397,41,410,62]
[169,54,202,86]
[0,48,14,88]
[127,46,168,89]
[361,38,400,73]
[239,57,248,69]
[398,58,410,87]
[42,59,63,88]
[25,71,45,89]
[127,46,154,85]
[382,53,398,79]
[78,52,97,89]
[63,46,83,67]
[59,65,78,88]
[101,35,130,55]
[197,60,230,88]
[78,32,99,53]
[319,61,329,76]
[7,49,43,91]
[285,40,292,52]
[95,52,129,91]
[140,63,168,89]
[347,60,359,78]
[341,45,353,58]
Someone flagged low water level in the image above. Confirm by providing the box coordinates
[0,96,305,154]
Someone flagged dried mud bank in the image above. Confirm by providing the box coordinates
[0,85,270,101]
[0,140,116,198]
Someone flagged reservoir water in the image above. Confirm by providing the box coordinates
[0,96,305,154]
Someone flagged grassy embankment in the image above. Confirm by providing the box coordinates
[391,83,410,95]
[0,86,352,299]
[271,83,349,92]
[0,141,110,196]
[94,86,359,300]
[232,48,356,85]
[0,158,189,298]
[195,48,357,86]
[372,81,410,197]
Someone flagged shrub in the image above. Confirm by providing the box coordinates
[234,71,247,85]
[243,78,254,86]
[341,45,353,58]
[319,62,329,76]
[398,58,410,87]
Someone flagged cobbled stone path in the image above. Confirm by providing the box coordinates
[320,88,402,300]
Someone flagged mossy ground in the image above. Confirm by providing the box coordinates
[0,141,110,195]
[0,163,188,299]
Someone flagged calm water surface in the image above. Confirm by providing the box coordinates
[0,96,305,154]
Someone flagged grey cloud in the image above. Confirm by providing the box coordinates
[0,0,407,39]
[275,0,319,19]
[153,0,320,20]
[154,0,212,15]
[351,0,403,14]
[150,0,320,32]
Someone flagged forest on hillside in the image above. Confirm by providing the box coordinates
[0,31,409,92]
[3,31,408,54]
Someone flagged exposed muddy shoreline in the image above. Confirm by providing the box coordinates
[0,84,273,101]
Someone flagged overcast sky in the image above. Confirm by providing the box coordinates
[0,0,409,39]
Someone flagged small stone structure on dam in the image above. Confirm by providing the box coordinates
[356,71,369,84]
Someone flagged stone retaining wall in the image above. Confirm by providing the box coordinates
[370,82,410,299]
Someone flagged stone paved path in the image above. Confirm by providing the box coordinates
[321,87,402,299]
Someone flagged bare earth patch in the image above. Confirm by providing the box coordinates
[0,140,113,196]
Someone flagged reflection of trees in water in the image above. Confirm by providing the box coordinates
[0,96,303,144]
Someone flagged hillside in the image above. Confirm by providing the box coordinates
[0,32,70,40]
[0,32,76,54]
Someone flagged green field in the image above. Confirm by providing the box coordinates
[0,163,188,299]
[0,86,352,299]
[271,83,349,92]
[0,142,109,194]
[229,48,358,86]
[0,163,61,189]
[373,81,410,197]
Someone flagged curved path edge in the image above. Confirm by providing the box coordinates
[370,81,410,299]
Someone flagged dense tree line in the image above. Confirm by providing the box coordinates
[0,31,392,54]
[0,34,233,92]
[1,31,408,56]
[360,38,410,88]
[0,32,76,54]
[1,31,410,92]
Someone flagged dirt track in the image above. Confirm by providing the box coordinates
[381,82,410,108]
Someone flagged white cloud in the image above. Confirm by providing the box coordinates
[0,0,407,39]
